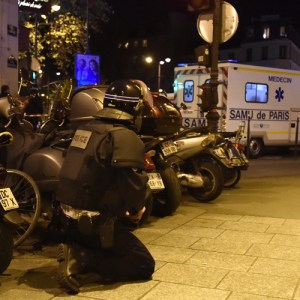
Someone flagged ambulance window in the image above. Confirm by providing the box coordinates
[245,82,268,103]
[183,80,194,103]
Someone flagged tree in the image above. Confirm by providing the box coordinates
[44,13,87,75]
[19,0,113,82]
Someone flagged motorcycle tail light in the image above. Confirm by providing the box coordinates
[144,153,156,171]
[235,143,245,152]
[0,165,7,186]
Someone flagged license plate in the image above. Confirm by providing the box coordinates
[147,172,165,190]
[0,188,19,211]
[160,140,177,157]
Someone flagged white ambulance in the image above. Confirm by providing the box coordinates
[173,62,300,158]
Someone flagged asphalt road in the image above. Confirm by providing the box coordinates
[183,149,300,219]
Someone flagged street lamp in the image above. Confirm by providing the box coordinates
[158,57,171,92]
[51,4,61,12]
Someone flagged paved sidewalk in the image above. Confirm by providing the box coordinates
[2,199,300,300]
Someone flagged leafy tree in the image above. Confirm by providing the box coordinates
[44,13,87,74]
[19,0,113,81]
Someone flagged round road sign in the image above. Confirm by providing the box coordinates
[196,1,239,44]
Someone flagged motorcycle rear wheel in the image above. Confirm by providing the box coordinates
[188,161,224,202]
[6,169,42,247]
[152,167,182,217]
[224,168,241,188]
[0,222,14,274]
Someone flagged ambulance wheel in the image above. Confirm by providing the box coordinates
[151,167,182,217]
[249,138,264,159]
[188,161,224,203]
[224,168,241,188]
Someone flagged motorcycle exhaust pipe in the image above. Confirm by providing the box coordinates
[170,163,205,188]
[177,173,205,188]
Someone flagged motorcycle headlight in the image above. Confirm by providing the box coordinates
[201,134,215,148]
[213,147,226,158]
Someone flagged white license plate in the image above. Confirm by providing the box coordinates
[0,188,19,211]
[147,172,165,190]
[160,140,177,157]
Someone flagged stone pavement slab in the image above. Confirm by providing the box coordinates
[2,203,300,299]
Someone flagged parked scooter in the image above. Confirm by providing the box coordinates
[143,137,182,217]
[218,125,249,188]
[15,83,181,231]
[0,96,42,248]
[155,127,225,202]
[0,130,41,271]
[0,131,16,273]
[161,124,249,202]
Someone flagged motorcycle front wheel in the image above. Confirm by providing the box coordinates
[224,168,241,188]
[152,167,182,217]
[6,169,42,247]
[188,161,224,203]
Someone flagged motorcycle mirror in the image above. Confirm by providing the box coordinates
[180,103,187,110]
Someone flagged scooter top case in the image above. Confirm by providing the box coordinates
[69,85,182,137]
[22,144,65,193]
[140,93,182,137]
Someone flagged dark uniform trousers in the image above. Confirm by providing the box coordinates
[60,211,155,283]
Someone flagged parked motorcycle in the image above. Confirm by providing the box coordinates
[0,131,16,273]
[160,124,248,202]
[0,130,41,273]
[157,127,225,202]
[7,83,181,234]
[143,137,182,217]
[218,125,249,188]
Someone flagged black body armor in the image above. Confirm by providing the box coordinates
[57,120,148,215]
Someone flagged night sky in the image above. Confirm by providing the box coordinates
[99,0,300,84]
[108,0,300,47]
[110,0,300,29]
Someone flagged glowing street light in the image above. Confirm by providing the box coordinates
[144,56,171,91]
[158,57,171,91]
[145,56,153,64]
[51,1,61,12]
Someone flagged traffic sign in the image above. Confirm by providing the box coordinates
[196,1,239,44]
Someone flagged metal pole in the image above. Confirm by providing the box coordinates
[157,62,161,91]
[206,0,221,132]
[246,116,251,159]
[34,13,38,58]
[295,117,299,158]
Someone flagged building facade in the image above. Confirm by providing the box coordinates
[0,0,18,95]
[219,14,300,70]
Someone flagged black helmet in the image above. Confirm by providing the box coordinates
[96,79,145,124]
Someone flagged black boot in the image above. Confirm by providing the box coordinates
[57,243,89,294]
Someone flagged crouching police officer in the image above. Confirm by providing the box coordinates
[56,79,155,294]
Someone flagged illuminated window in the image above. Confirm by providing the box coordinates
[124,42,129,48]
[263,26,270,39]
[142,39,148,47]
[245,83,268,103]
[280,26,287,37]
[183,80,194,103]
[133,40,139,48]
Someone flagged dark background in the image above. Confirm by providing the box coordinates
[90,0,300,90]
